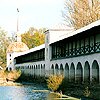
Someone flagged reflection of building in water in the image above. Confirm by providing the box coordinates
[7,20,100,83]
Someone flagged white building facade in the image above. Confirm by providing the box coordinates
[7,20,100,83]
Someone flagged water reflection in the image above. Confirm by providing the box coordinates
[0,84,48,100]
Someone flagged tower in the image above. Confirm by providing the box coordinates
[6,8,29,70]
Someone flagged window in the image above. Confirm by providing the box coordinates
[9,54,11,57]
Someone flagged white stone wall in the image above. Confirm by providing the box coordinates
[7,52,25,70]
[14,52,100,82]
[50,53,100,82]
[15,61,45,77]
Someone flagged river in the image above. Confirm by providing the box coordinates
[0,82,94,100]
[0,83,49,100]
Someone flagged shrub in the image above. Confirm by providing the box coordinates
[47,75,64,92]
[83,86,90,97]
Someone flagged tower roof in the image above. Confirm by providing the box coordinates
[7,41,29,53]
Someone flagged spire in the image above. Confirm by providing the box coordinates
[16,8,21,42]
[17,8,19,32]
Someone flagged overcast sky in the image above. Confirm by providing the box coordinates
[0,0,65,34]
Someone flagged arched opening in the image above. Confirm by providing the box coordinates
[60,64,64,75]
[33,65,35,77]
[84,61,90,83]
[42,64,45,77]
[38,65,40,76]
[9,67,12,71]
[92,60,99,83]
[28,65,30,76]
[70,63,75,82]
[76,62,83,83]
[32,65,33,69]
[30,65,32,76]
[35,65,38,77]
[41,64,45,77]
[28,66,29,69]
[65,63,69,81]
[31,65,34,76]
[51,64,54,75]
[41,64,43,76]
[55,64,59,75]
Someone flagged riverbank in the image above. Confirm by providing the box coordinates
[57,79,100,100]
[2,73,99,100]
[0,80,22,86]
[0,69,22,86]
[17,74,100,100]
[0,69,21,80]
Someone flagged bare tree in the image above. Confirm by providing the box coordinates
[63,0,100,29]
